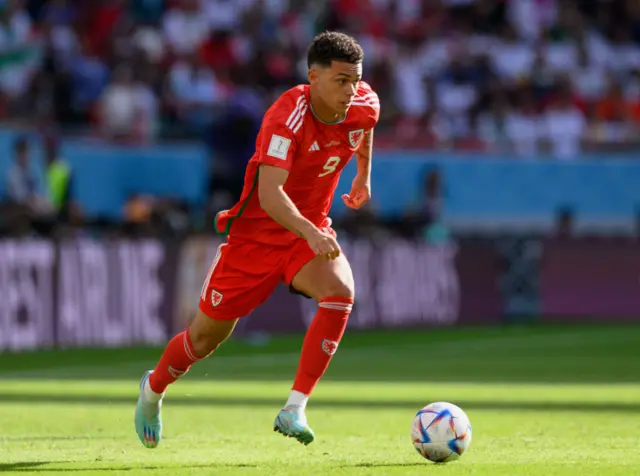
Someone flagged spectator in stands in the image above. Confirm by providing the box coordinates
[420,167,450,245]
[69,39,110,125]
[393,36,430,141]
[0,0,39,117]
[99,64,137,140]
[167,51,222,136]
[556,206,575,239]
[435,43,481,147]
[396,167,449,243]
[490,23,534,85]
[504,86,541,157]
[99,63,157,142]
[593,75,640,143]
[162,0,210,56]
[476,91,510,152]
[5,136,46,209]
[131,20,165,64]
[39,0,78,70]
[3,135,52,234]
[78,0,125,59]
[542,80,587,159]
[43,134,80,225]
[207,66,264,201]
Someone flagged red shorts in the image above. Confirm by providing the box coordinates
[198,234,324,320]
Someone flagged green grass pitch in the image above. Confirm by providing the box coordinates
[0,324,639,475]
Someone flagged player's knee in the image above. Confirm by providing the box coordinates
[189,311,237,358]
[189,330,225,358]
[318,279,354,301]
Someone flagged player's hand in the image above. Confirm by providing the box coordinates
[341,175,371,209]
[305,227,341,260]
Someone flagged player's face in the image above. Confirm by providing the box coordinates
[311,61,362,115]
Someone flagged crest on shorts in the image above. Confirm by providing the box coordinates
[349,129,364,148]
[321,339,338,356]
[211,289,223,307]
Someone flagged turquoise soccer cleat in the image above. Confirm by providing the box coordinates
[134,370,163,448]
[273,407,315,445]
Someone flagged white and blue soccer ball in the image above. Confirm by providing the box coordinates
[411,401,472,463]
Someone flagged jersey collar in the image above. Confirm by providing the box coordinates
[307,87,348,125]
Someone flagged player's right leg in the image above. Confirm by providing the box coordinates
[134,241,279,448]
[135,310,237,448]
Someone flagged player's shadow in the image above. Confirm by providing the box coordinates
[0,463,258,472]
[0,462,53,471]
[1,435,119,442]
[348,462,428,468]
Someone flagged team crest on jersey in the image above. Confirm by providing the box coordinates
[349,129,364,148]
[211,289,223,307]
[321,339,339,356]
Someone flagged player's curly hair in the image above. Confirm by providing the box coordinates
[307,31,364,68]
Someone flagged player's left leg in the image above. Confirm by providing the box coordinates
[274,242,355,445]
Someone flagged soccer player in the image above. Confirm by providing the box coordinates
[135,31,379,448]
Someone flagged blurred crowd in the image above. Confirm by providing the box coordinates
[0,0,638,158]
[6,0,640,238]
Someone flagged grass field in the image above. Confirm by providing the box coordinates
[0,324,639,475]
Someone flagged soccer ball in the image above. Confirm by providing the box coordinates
[411,401,472,463]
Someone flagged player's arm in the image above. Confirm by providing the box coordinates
[342,128,374,209]
[258,165,341,259]
[355,128,374,180]
[256,117,318,240]
[258,165,317,239]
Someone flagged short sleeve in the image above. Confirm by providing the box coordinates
[257,126,297,171]
[256,93,306,171]
[365,91,380,128]
[353,81,380,130]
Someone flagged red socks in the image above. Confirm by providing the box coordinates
[148,296,353,397]
[149,330,202,394]
[292,296,353,395]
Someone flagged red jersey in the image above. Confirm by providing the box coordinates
[215,82,380,247]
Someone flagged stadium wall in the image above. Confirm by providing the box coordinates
[1,236,638,352]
